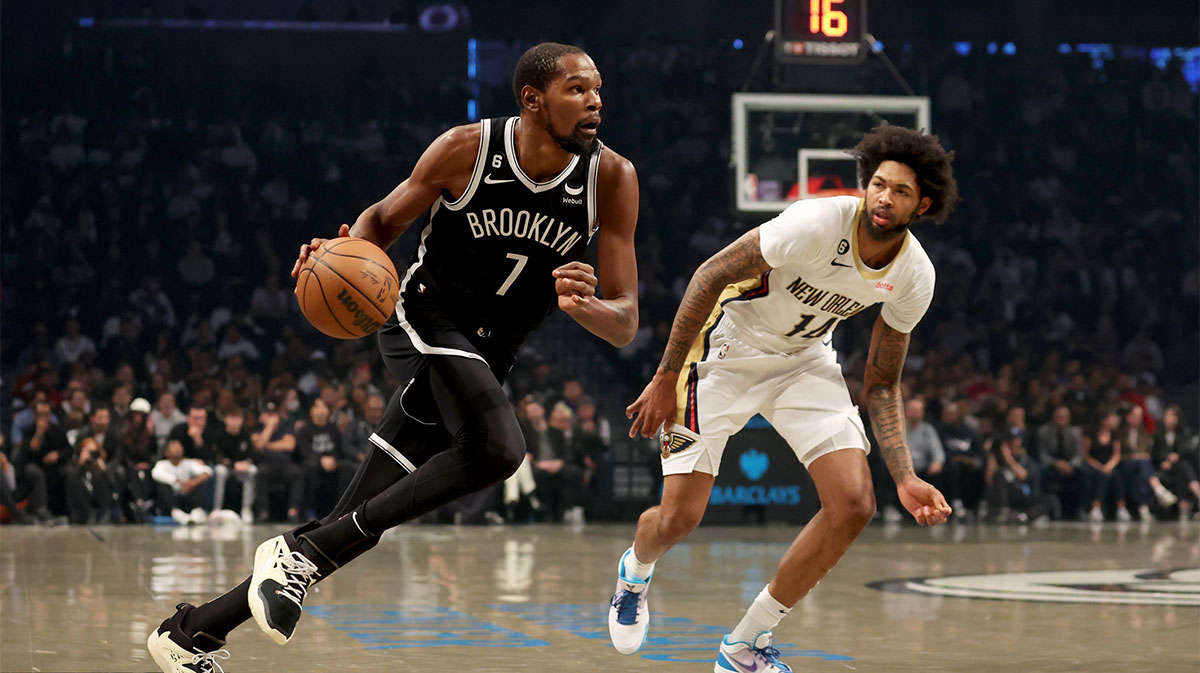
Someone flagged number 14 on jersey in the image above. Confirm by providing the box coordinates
[785,313,836,339]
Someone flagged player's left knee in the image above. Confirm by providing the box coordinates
[831,487,875,531]
[489,435,525,478]
[656,504,704,542]
[473,420,525,479]
[852,495,877,529]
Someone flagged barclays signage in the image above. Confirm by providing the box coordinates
[739,448,769,480]
[705,428,819,524]
[710,484,803,506]
[709,448,803,506]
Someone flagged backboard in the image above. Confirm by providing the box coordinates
[732,93,931,215]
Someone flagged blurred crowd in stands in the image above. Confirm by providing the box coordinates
[1,35,1196,526]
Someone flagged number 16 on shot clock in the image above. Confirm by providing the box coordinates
[776,0,867,64]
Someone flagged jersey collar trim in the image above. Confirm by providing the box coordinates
[440,119,490,212]
[851,198,910,280]
[504,117,580,193]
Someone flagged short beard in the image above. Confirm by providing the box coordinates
[861,210,913,243]
[547,122,599,156]
[543,101,599,156]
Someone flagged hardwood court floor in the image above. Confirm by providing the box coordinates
[1,520,1197,672]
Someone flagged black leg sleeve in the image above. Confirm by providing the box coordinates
[302,355,524,561]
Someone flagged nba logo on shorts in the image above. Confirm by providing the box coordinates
[717,343,730,359]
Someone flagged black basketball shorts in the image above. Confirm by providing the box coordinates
[368,293,517,471]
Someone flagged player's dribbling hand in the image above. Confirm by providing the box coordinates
[291,224,351,278]
[897,476,952,526]
[626,369,680,439]
[553,261,597,312]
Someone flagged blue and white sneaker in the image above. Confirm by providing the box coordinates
[607,548,652,654]
[715,632,792,673]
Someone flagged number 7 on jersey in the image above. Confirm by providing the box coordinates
[496,253,528,296]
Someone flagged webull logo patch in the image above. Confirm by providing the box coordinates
[337,289,383,333]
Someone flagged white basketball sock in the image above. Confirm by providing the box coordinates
[729,585,791,644]
[621,546,656,582]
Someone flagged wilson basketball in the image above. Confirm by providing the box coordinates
[295,237,400,339]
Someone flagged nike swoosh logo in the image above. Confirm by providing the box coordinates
[830,260,852,268]
[564,182,584,196]
[735,657,759,672]
[484,174,514,184]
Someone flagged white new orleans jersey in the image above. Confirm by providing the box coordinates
[661,195,935,477]
[724,195,934,354]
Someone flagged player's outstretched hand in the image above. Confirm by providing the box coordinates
[626,369,680,439]
[291,224,351,278]
[896,476,952,526]
[553,261,597,311]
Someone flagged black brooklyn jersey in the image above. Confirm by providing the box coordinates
[400,117,603,346]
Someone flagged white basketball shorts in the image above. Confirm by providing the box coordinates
[660,317,869,477]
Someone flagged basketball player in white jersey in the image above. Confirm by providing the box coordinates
[609,126,957,673]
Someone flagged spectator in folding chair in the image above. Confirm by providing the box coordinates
[152,438,214,524]
[65,436,120,524]
[0,431,55,524]
[251,404,302,522]
[117,398,159,522]
[214,407,258,522]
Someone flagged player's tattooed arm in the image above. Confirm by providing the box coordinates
[863,315,915,483]
[627,227,770,438]
[659,228,772,373]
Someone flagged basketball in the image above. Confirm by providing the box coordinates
[295,237,400,339]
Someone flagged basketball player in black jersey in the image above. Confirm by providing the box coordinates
[147,42,640,672]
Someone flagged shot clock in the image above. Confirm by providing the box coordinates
[776,0,867,64]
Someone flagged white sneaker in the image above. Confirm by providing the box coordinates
[190,508,208,525]
[249,534,321,645]
[1155,487,1179,508]
[715,632,792,673]
[563,506,585,525]
[1138,504,1153,522]
[146,603,230,673]
[241,508,254,524]
[1088,508,1105,523]
[209,509,242,525]
[882,505,903,523]
[147,631,230,673]
[608,548,652,654]
[171,509,191,526]
[1116,507,1133,522]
